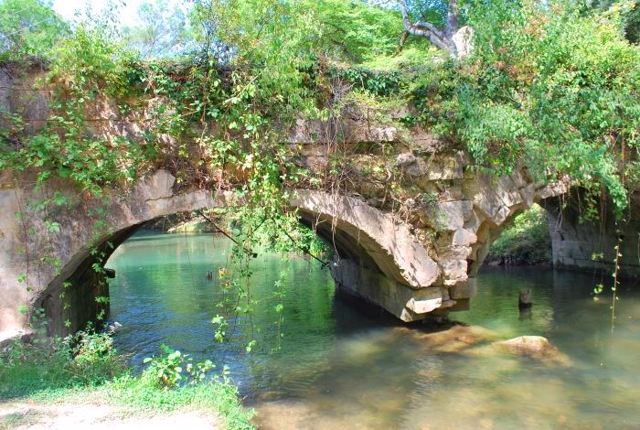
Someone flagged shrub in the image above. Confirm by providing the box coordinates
[142,345,214,389]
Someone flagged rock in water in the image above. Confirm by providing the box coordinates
[519,289,532,309]
[107,321,122,334]
[408,324,499,354]
[493,336,572,367]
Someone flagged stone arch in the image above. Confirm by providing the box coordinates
[414,168,570,295]
[4,164,639,339]
[0,170,445,336]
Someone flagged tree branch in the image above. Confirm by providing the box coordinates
[281,229,330,268]
[446,0,459,38]
[396,30,409,53]
[196,209,258,258]
[398,0,456,55]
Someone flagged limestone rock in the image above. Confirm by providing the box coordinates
[430,200,473,231]
[410,130,444,153]
[396,152,417,167]
[452,228,477,246]
[493,336,572,367]
[426,154,465,181]
[452,26,474,59]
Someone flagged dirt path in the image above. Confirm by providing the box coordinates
[0,400,220,429]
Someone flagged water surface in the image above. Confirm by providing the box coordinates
[108,232,640,429]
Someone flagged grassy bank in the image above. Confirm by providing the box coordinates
[0,329,254,429]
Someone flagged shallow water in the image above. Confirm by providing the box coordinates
[108,232,640,429]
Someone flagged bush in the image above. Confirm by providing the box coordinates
[0,328,126,398]
[0,330,254,429]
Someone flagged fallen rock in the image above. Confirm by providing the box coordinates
[493,336,572,367]
[0,330,34,351]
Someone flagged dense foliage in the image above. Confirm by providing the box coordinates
[487,204,552,265]
[455,0,640,215]
[3,0,637,214]
[0,0,68,61]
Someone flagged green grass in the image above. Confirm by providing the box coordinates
[0,331,254,430]
[361,44,442,72]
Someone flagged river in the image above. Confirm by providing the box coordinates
[107,231,640,429]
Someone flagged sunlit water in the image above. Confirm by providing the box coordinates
[108,231,640,429]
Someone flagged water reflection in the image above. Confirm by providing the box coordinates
[108,232,640,429]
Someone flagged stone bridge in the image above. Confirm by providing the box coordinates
[1,64,638,339]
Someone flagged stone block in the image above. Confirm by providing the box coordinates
[449,280,477,299]
[396,152,417,167]
[406,297,443,314]
[519,183,536,207]
[452,228,477,247]
[493,205,511,226]
[426,155,464,181]
[495,176,524,208]
[440,258,468,285]
[409,129,443,153]
[432,200,473,231]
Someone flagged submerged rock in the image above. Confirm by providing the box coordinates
[493,336,572,367]
[403,324,499,354]
[106,321,122,334]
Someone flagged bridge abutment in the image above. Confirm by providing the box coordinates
[545,194,640,278]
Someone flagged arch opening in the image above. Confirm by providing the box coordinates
[36,195,441,336]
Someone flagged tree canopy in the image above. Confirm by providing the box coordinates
[1,0,639,218]
[0,0,68,61]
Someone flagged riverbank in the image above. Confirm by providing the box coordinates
[0,331,254,430]
[1,397,220,429]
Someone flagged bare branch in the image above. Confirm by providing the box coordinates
[398,0,455,54]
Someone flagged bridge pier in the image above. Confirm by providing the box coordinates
[330,258,454,322]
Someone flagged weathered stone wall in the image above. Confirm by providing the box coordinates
[0,170,221,338]
[545,194,640,278]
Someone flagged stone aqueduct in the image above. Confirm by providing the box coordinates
[1,65,639,339]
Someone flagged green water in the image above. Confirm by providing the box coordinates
[108,232,640,429]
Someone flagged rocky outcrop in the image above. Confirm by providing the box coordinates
[408,328,573,368]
